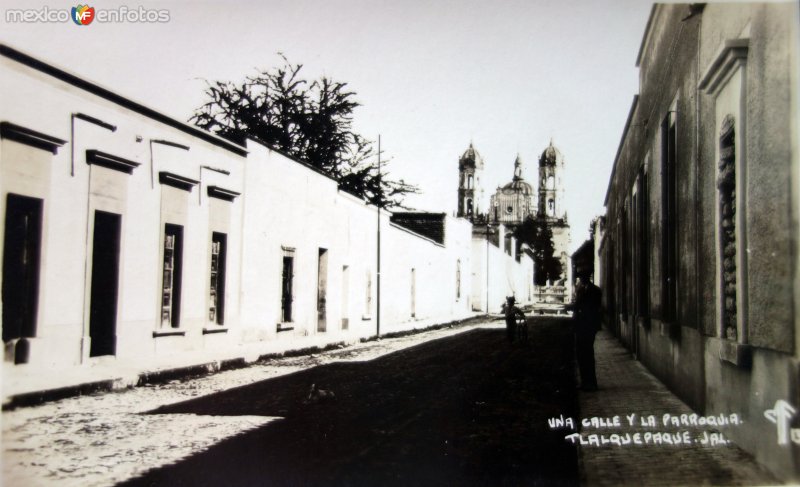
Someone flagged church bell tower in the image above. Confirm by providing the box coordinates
[457,143,484,220]
[538,139,566,221]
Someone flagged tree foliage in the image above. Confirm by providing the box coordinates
[515,215,563,286]
[191,55,418,208]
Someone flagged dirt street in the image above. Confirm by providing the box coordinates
[3,317,579,486]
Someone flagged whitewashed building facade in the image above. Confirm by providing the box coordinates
[0,45,534,395]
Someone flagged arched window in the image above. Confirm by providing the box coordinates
[548,198,554,215]
[466,199,473,216]
[547,175,555,190]
[468,174,474,189]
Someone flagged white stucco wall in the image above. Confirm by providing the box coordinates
[0,49,537,386]
[1,53,246,368]
[469,225,534,314]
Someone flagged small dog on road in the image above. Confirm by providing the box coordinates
[305,383,336,404]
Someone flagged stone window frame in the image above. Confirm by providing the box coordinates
[153,171,197,337]
[203,186,238,335]
[699,38,750,365]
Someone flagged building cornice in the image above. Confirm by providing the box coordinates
[86,150,140,174]
[159,171,199,191]
[0,121,66,154]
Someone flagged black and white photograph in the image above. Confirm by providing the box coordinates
[0,0,798,485]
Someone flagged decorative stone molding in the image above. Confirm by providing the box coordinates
[1,121,66,154]
[207,185,240,202]
[86,150,140,174]
[158,171,199,191]
[699,39,749,95]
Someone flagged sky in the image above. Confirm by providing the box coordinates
[1,0,654,252]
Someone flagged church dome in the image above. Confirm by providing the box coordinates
[459,142,484,169]
[500,154,534,195]
[501,179,534,195]
[539,139,563,167]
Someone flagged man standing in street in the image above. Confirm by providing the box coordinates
[503,296,517,343]
[570,275,602,391]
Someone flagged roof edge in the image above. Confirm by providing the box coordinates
[1,44,248,157]
[636,4,659,68]
[604,95,639,206]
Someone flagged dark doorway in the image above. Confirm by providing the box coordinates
[2,194,43,364]
[89,210,121,357]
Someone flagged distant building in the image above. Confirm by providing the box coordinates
[600,3,799,481]
[464,140,572,286]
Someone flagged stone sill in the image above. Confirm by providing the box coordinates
[202,327,228,335]
[276,323,295,333]
[152,328,187,338]
[719,340,752,368]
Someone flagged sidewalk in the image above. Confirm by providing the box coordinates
[577,330,780,487]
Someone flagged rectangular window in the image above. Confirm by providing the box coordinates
[661,110,678,321]
[636,166,650,317]
[410,268,416,318]
[456,259,461,300]
[619,207,629,317]
[317,248,328,332]
[632,189,640,315]
[281,249,294,323]
[209,232,227,326]
[364,269,372,318]
[341,265,350,330]
[161,224,184,328]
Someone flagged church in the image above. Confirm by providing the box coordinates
[457,140,571,284]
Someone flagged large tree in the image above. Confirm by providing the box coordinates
[515,215,563,286]
[191,56,417,208]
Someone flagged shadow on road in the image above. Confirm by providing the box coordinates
[120,319,578,486]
